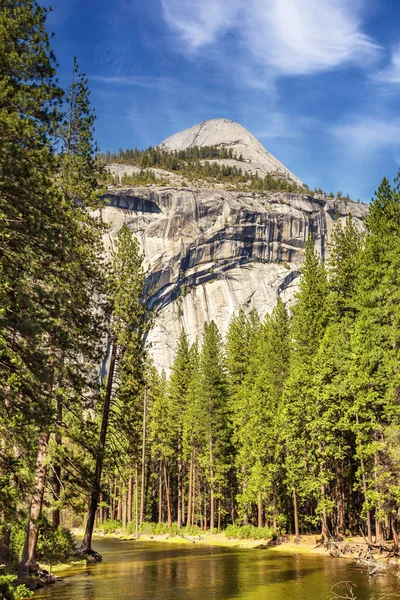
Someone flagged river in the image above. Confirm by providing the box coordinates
[34,538,398,600]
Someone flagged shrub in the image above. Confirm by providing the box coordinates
[223,525,277,541]
[139,522,156,535]
[37,525,77,567]
[0,575,33,600]
[170,523,180,536]
[125,522,137,535]
[99,520,122,533]
[182,524,201,536]
[154,522,169,535]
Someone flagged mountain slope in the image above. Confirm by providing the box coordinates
[102,120,367,372]
[160,118,302,185]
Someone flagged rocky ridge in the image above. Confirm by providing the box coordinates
[160,118,303,185]
[100,185,367,372]
[101,119,367,372]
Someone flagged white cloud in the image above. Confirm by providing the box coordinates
[372,46,400,85]
[331,117,400,157]
[161,0,381,77]
[160,0,241,49]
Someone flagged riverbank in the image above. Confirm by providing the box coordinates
[78,530,399,575]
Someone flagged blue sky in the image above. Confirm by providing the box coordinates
[45,0,400,202]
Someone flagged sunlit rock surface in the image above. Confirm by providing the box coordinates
[100,186,367,373]
[160,118,303,185]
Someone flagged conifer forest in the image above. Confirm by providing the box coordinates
[2,1,400,595]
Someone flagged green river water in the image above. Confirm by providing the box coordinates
[34,538,399,600]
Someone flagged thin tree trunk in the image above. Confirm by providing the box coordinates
[337,464,345,536]
[192,459,196,527]
[391,518,399,551]
[258,492,263,527]
[135,464,139,534]
[99,494,104,525]
[177,431,182,529]
[81,341,117,552]
[374,451,383,545]
[117,490,122,522]
[122,491,127,530]
[210,436,214,533]
[111,477,117,521]
[356,413,372,545]
[293,487,300,539]
[242,467,248,525]
[158,467,163,523]
[320,483,328,541]
[128,475,133,524]
[187,455,193,529]
[182,477,186,527]
[164,462,172,529]
[20,432,49,571]
[140,388,147,526]
[52,398,62,528]
[218,482,221,533]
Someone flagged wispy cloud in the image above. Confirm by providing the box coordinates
[91,75,176,90]
[161,0,242,49]
[255,112,313,139]
[331,116,400,157]
[372,45,400,85]
[161,0,381,78]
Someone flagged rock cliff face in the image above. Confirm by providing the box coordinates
[100,189,366,373]
[102,119,367,372]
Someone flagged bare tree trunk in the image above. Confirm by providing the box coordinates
[320,483,329,541]
[218,482,221,533]
[293,487,300,539]
[20,432,49,571]
[117,490,122,522]
[122,491,127,530]
[177,431,182,529]
[52,398,62,528]
[140,389,147,527]
[81,341,117,552]
[192,458,196,527]
[337,466,345,536]
[242,468,248,525]
[135,464,139,534]
[258,492,263,527]
[164,462,172,529]
[210,437,214,533]
[391,518,399,551]
[272,490,277,532]
[128,475,133,524]
[158,467,163,523]
[356,413,372,545]
[187,454,193,529]
[111,477,117,521]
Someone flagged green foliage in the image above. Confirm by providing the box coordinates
[97,520,122,533]
[139,522,157,535]
[99,146,302,192]
[0,575,33,600]
[36,525,76,566]
[224,525,277,540]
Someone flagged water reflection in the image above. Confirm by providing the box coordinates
[34,539,398,600]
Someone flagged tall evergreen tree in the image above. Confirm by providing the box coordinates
[283,236,328,538]
[80,224,149,554]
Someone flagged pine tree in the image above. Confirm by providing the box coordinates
[167,331,192,527]
[196,322,228,532]
[283,236,328,538]
[80,224,149,553]
[350,176,400,544]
